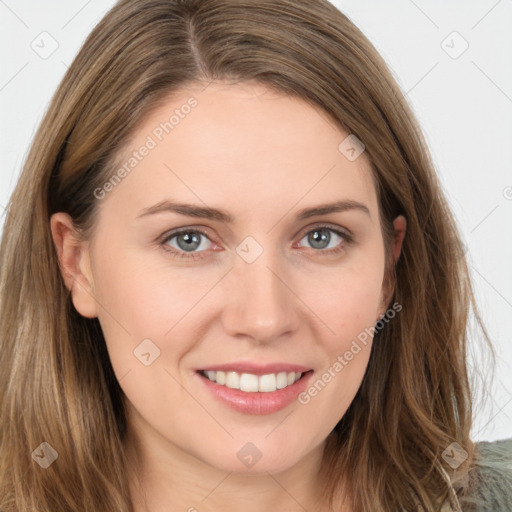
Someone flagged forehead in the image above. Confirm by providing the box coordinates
[99,81,378,223]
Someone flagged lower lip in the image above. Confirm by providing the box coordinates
[195,370,314,415]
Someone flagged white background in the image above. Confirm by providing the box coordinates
[0,0,511,441]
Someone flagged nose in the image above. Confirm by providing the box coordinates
[220,250,301,344]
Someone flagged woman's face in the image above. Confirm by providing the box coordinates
[55,81,404,475]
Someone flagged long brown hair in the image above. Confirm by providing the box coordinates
[0,0,494,510]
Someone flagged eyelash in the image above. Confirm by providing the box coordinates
[159,224,353,261]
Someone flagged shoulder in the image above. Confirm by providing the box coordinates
[458,438,512,512]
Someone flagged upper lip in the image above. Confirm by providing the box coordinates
[198,362,313,376]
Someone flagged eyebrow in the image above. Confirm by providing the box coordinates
[136,199,371,222]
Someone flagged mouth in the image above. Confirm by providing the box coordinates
[195,367,315,415]
[197,369,313,393]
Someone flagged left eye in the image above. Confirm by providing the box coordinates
[297,227,346,251]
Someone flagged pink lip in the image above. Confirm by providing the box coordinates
[198,361,312,376]
[195,369,314,415]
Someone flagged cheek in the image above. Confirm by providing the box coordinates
[90,254,211,430]
[295,253,384,398]
[300,255,385,338]
[91,247,231,387]
[294,272,382,436]
[315,276,380,376]
[93,246,212,335]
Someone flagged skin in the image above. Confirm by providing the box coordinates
[51,81,406,512]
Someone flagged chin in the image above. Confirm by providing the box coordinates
[200,441,313,476]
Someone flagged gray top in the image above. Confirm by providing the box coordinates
[456,438,512,511]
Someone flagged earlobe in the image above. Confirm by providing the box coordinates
[50,213,98,319]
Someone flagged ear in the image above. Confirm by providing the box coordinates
[378,215,406,318]
[391,215,407,264]
[50,212,98,319]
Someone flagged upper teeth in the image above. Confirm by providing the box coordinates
[203,370,302,393]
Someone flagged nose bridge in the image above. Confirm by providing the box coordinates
[221,241,299,342]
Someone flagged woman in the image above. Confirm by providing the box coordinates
[0,0,510,511]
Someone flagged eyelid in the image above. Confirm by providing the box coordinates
[295,221,353,242]
[159,224,213,241]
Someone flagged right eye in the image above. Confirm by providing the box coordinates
[160,228,216,259]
